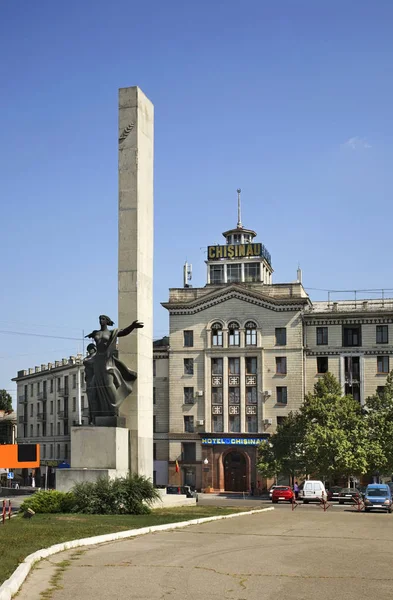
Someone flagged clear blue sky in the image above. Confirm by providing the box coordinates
[1,1,393,401]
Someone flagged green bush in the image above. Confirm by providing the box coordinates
[19,490,76,514]
[72,474,160,515]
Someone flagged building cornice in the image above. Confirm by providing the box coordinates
[306,348,393,356]
[304,317,393,326]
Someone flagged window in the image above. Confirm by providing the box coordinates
[50,401,54,415]
[229,409,240,432]
[377,386,385,397]
[37,382,41,394]
[212,414,223,432]
[50,444,53,458]
[182,442,196,462]
[229,387,240,404]
[184,416,194,433]
[246,414,257,433]
[210,264,224,284]
[57,422,61,435]
[276,357,287,374]
[57,444,60,459]
[57,378,61,391]
[50,423,53,436]
[50,379,54,393]
[212,387,223,403]
[30,384,34,396]
[81,395,85,409]
[153,416,156,433]
[153,443,157,460]
[343,325,361,347]
[184,330,193,347]
[211,358,223,374]
[72,397,76,412]
[376,325,388,344]
[317,357,328,374]
[24,385,28,401]
[30,403,33,416]
[72,374,77,389]
[42,422,46,437]
[42,444,46,459]
[275,328,287,346]
[211,322,223,346]
[153,387,156,404]
[65,444,69,460]
[277,416,287,427]
[316,327,328,345]
[64,420,69,435]
[228,322,240,346]
[228,358,240,375]
[246,357,257,374]
[277,386,288,405]
[64,376,69,395]
[37,423,40,437]
[227,263,241,283]
[43,380,47,399]
[57,399,61,412]
[153,359,156,377]
[184,387,194,404]
[245,321,257,346]
[377,356,389,374]
[246,387,257,403]
[184,358,194,375]
[30,424,33,437]
[244,263,260,282]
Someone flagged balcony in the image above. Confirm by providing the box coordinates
[57,411,69,419]
[18,395,28,404]
[57,388,69,397]
[37,392,48,401]
[18,415,27,424]
[37,412,47,422]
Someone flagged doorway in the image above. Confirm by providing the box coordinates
[224,451,247,491]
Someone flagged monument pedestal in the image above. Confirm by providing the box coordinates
[56,427,129,492]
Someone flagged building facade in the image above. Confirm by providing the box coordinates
[13,356,87,486]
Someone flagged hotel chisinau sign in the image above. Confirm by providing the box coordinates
[201,437,267,446]
[207,243,272,266]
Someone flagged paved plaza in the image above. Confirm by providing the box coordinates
[16,504,393,600]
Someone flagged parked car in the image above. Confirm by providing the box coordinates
[166,485,197,499]
[269,485,280,499]
[299,480,327,503]
[271,486,294,503]
[364,484,393,513]
[327,486,342,501]
[338,488,363,504]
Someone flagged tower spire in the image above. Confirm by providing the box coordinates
[237,188,242,228]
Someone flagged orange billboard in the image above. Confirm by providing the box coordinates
[0,444,40,469]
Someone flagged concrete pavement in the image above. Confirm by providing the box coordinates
[17,506,393,600]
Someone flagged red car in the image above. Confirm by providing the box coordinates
[271,486,294,503]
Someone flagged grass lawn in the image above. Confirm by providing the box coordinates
[0,505,251,585]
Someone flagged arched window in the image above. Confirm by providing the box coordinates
[211,322,223,347]
[245,321,257,346]
[228,321,240,346]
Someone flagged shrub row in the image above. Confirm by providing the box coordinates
[19,474,160,515]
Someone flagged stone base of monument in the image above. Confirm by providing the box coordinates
[56,426,129,493]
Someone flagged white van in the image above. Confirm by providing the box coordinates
[299,480,326,503]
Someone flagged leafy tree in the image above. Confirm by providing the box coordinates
[364,370,393,477]
[257,373,369,484]
[0,389,12,412]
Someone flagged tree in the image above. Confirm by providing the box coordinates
[257,373,369,484]
[364,370,393,477]
[0,389,12,412]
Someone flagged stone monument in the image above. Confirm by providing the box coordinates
[56,86,154,492]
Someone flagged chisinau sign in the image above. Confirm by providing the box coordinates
[207,243,272,265]
[201,437,268,446]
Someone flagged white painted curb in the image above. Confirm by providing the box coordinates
[0,507,273,600]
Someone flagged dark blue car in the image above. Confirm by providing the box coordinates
[364,484,393,513]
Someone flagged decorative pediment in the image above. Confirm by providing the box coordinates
[162,284,308,315]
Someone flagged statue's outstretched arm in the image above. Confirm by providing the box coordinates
[85,331,96,339]
[118,320,144,337]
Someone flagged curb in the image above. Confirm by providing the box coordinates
[0,507,274,600]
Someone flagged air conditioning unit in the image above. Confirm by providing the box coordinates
[196,391,204,397]
[263,390,272,397]
[197,419,205,426]
[264,418,273,426]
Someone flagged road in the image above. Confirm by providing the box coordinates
[17,500,393,600]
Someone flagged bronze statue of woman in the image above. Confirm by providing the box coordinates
[85,315,144,420]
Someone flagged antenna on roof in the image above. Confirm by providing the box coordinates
[237,188,242,228]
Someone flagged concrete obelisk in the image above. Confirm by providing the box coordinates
[118,87,154,479]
